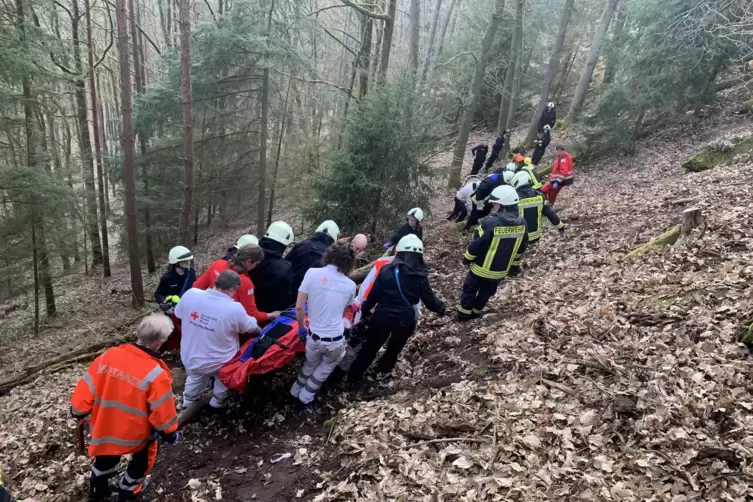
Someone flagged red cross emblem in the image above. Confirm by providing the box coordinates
[191,312,199,321]
[321,276,329,284]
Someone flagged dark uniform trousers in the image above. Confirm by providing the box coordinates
[347,319,417,382]
[90,439,157,501]
[464,204,492,231]
[447,197,468,222]
[458,272,500,319]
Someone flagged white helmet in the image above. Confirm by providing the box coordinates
[396,234,424,254]
[547,102,555,108]
[543,124,551,131]
[169,245,193,265]
[236,234,259,248]
[265,221,294,246]
[316,220,340,240]
[505,162,517,172]
[511,171,531,189]
[503,171,515,184]
[488,185,519,207]
[407,207,424,223]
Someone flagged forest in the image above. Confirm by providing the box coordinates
[1,0,753,500]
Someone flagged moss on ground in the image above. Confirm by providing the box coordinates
[682,136,753,172]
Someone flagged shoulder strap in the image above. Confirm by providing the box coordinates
[179,271,192,297]
[394,266,412,309]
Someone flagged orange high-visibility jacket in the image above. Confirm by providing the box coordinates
[355,256,395,307]
[71,344,178,457]
[194,259,269,323]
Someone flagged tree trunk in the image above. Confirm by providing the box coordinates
[96,73,112,215]
[257,0,274,236]
[566,0,620,122]
[46,112,73,272]
[504,0,525,130]
[158,0,169,48]
[447,0,505,189]
[357,13,373,98]
[378,0,397,83]
[524,0,575,146]
[418,0,442,86]
[435,0,459,61]
[268,78,291,227]
[369,5,383,84]
[86,0,111,277]
[553,44,577,100]
[71,0,103,268]
[408,0,420,76]
[177,0,194,246]
[116,0,145,307]
[602,4,625,85]
[497,46,517,132]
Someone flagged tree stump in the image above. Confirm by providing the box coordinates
[682,207,702,235]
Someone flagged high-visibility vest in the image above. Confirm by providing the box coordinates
[71,344,178,457]
[355,257,394,306]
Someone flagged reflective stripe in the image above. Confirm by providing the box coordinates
[91,465,120,478]
[304,381,322,393]
[308,375,325,387]
[476,226,484,238]
[90,436,147,447]
[472,309,484,314]
[94,398,148,417]
[492,232,526,239]
[463,251,477,261]
[471,264,507,280]
[482,233,500,271]
[71,406,89,417]
[556,221,564,229]
[457,306,473,314]
[154,416,178,431]
[148,391,174,409]
[82,372,97,394]
[506,237,524,275]
[138,365,164,391]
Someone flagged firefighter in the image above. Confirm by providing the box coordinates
[154,246,196,314]
[249,222,295,312]
[291,242,357,406]
[286,220,340,297]
[447,176,480,222]
[71,315,179,501]
[223,234,259,260]
[541,144,574,205]
[194,245,281,323]
[539,102,556,131]
[531,124,551,165]
[347,235,445,384]
[511,171,564,242]
[470,143,489,175]
[464,169,514,231]
[521,157,544,190]
[176,270,260,410]
[485,130,510,170]
[385,208,424,248]
[458,185,529,321]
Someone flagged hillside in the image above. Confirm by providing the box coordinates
[1,103,753,501]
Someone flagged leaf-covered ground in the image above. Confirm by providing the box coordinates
[2,102,753,501]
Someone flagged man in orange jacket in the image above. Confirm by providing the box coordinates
[540,145,574,204]
[71,315,179,501]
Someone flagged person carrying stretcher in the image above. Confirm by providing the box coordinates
[154,246,196,352]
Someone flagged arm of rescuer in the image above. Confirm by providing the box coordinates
[419,275,445,316]
[146,369,179,442]
[509,228,530,276]
[192,262,215,290]
[295,268,313,335]
[470,176,495,208]
[237,276,271,323]
[70,355,101,418]
[463,218,494,264]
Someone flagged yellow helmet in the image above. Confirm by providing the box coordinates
[524,157,532,165]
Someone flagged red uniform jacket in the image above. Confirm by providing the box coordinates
[550,150,574,184]
[194,260,270,323]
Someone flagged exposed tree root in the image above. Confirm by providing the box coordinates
[623,225,681,260]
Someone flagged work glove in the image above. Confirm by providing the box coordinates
[159,303,175,315]
[298,326,309,342]
[383,242,392,249]
[552,181,560,190]
[162,431,179,445]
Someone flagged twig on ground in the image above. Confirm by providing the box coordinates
[398,437,489,448]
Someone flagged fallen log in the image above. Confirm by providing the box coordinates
[623,225,681,260]
[178,394,213,428]
[349,247,393,284]
[536,166,552,177]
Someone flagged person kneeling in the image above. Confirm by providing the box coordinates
[176,270,260,411]
[347,235,445,385]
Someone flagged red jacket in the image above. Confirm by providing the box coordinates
[550,150,573,183]
[194,260,269,323]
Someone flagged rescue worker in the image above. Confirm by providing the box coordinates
[286,220,340,297]
[539,102,556,132]
[347,235,445,384]
[291,242,357,406]
[521,157,544,190]
[447,176,480,222]
[194,245,280,323]
[458,185,529,321]
[470,143,489,175]
[223,234,259,261]
[177,270,261,411]
[385,208,424,248]
[541,144,574,205]
[531,124,551,165]
[154,246,196,314]
[71,315,179,501]
[511,171,564,242]
[464,169,512,231]
[249,221,295,313]
[485,130,510,170]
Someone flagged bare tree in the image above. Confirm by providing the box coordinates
[408,0,420,75]
[257,0,274,236]
[418,0,442,85]
[447,0,506,189]
[566,0,620,122]
[177,0,194,246]
[504,0,525,130]
[435,0,460,60]
[524,0,575,146]
[116,0,145,307]
[378,0,397,82]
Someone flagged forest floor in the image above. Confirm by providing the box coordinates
[2,92,753,501]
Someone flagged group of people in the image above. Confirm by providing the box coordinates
[66,110,574,500]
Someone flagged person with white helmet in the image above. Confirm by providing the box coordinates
[458,185,529,321]
[347,235,445,384]
[223,234,259,260]
[154,246,196,315]
[384,208,424,249]
[249,221,295,312]
[463,166,507,231]
[511,171,564,243]
[286,220,340,298]
[448,176,481,222]
[531,124,552,165]
[539,102,556,132]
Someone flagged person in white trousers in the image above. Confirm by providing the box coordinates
[176,270,260,410]
[291,241,357,405]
